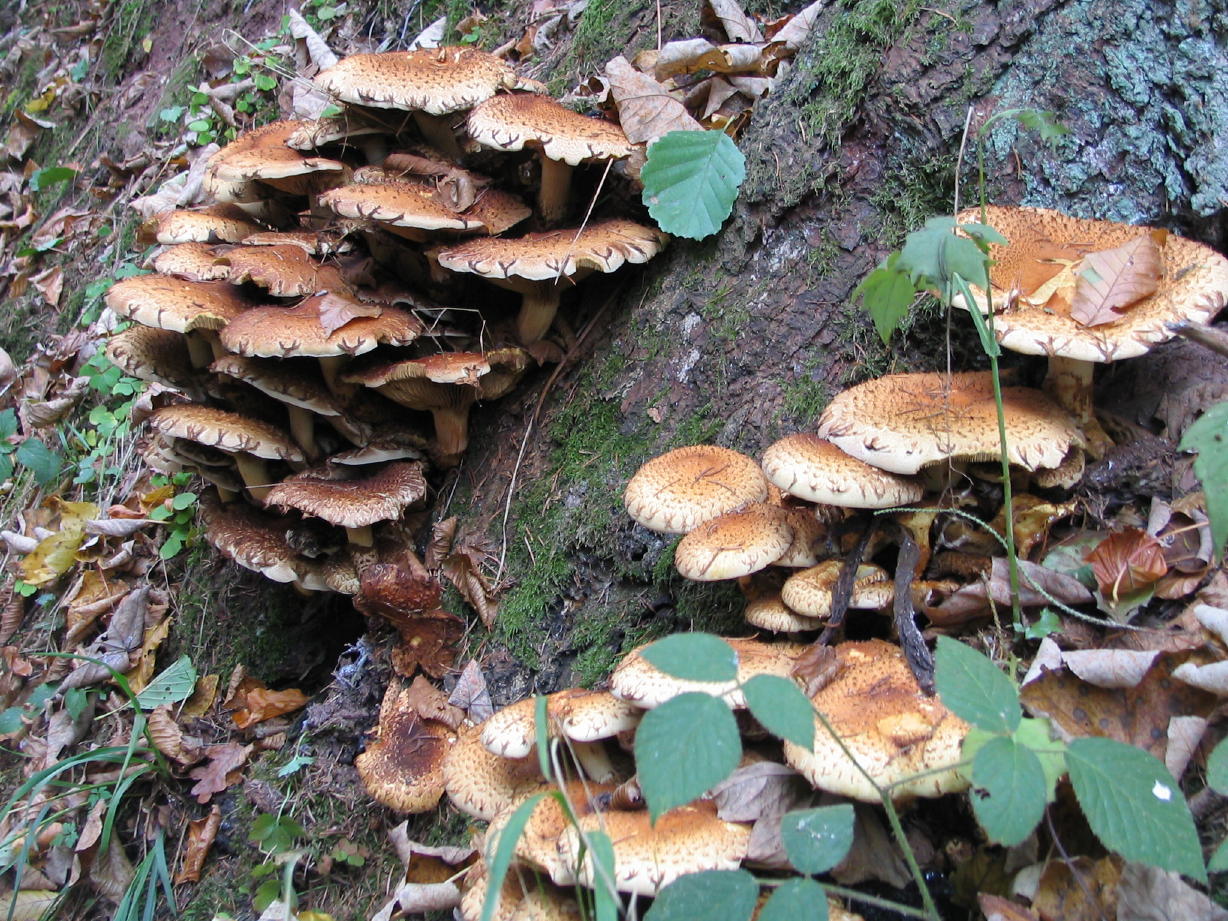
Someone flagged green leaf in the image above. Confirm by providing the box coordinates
[159,531,185,560]
[759,878,828,921]
[0,455,11,481]
[134,655,197,710]
[15,438,63,487]
[535,694,552,780]
[158,106,185,122]
[1207,738,1228,795]
[588,830,618,921]
[482,793,545,921]
[780,804,854,874]
[636,693,741,821]
[644,869,758,921]
[898,216,993,293]
[1180,400,1228,556]
[855,251,917,344]
[29,166,76,192]
[934,637,1020,733]
[171,491,198,511]
[249,814,305,853]
[743,675,814,749]
[1013,718,1066,803]
[254,73,277,91]
[641,633,738,682]
[1210,837,1228,873]
[969,735,1047,846]
[188,118,212,132]
[1066,736,1205,882]
[1024,608,1062,640]
[1012,109,1070,147]
[641,130,746,240]
[277,753,314,777]
[0,707,25,735]
[0,409,17,441]
[957,221,1008,248]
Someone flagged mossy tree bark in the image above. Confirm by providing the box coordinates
[454,0,1228,699]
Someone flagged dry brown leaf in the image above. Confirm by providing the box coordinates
[705,0,764,42]
[65,572,130,645]
[980,895,1041,921]
[441,552,497,629]
[654,39,772,79]
[0,592,26,645]
[425,516,458,570]
[59,586,148,690]
[710,761,807,824]
[182,673,220,718]
[1085,528,1168,600]
[30,267,63,308]
[1060,648,1158,688]
[1070,234,1163,327]
[129,615,173,692]
[403,675,465,729]
[315,290,380,336]
[604,55,702,145]
[19,501,99,586]
[188,741,252,803]
[1117,861,1228,921]
[931,558,1093,625]
[448,659,492,722]
[767,0,829,48]
[148,706,205,765]
[829,802,912,889]
[175,805,222,884]
[226,677,310,729]
[1031,855,1121,921]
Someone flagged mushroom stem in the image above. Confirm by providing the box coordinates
[412,112,463,162]
[286,406,319,460]
[346,525,374,547]
[1043,356,1111,459]
[570,740,616,783]
[431,406,472,463]
[538,155,573,225]
[318,356,350,395]
[185,333,214,369]
[516,281,563,344]
[233,454,273,504]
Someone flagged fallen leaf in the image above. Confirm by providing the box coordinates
[1070,234,1163,327]
[226,677,310,729]
[64,572,130,645]
[604,56,702,145]
[128,614,173,692]
[315,290,380,336]
[1085,529,1168,601]
[59,586,149,690]
[710,760,807,823]
[448,659,493,722]
[20,500,100,585]
[403,675,465,729]
[425,517,457,570]
[705,0,763,42]
[1117,860,1228,921]
[181,673,219,718]
[148,706,205,765]
[188,741,252,803]
[441,551,497,629]
[355,562,443,630]
[1031,855,1121,921]
[931,558,1093,624]
[767,0,829,48]
[829,802,912,889]
[175,805,222,884]
[30,267,63,307]
[979,894,1041,921]
[0,592,25,645]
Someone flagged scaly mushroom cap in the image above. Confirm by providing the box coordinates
[624,444,769,534]
[771,506,828,568]
[816,371,1082,475]
[321,179,530,234]
[220,295,423,358]
[467,93,635,166]
[780,561,893,618]
[206,119,345,185]
[955,205,1228,362]
[105,275,247,333]
[558,802,751,896]
[265,462,427,528]
[215,244,338,297]
[437,219,667,282]
[105,325,197,392]
[745,592,823,633]
[611,637,806,709]
[762,434,925,509]
[343,349,529,408]
[151,242,229,281]
[209,355,341,416]
[673,502,793,581]
[327,429,430,465]
[200,494,314,583]
[315,47,542,115]
[782,639,970,801]
[144,205,263,244]
[459,858,582,921]
[355,680,454,813]
[148,404,304,462]
[480,689,642,759]
[443,722,545,821]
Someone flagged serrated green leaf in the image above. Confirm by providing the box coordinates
[15,439,62,487]
[780,804,854,874]
[969,735,1047,846]
[636,693,741,821]
[134,655,197,710]
[1067,736,1205,882]
[898,216,992,292]
[644,869,757,921]
[1180,400,1228,556]
[743,675,814,749]
[29,166,76,192]
[855,251,917,344]
[759,878,828,921]
[641,633,738,681]
[957,221,1008,248]
[641,130,745,240]
[483,793,545,921]
[1207,738,1228,795]
[934,636,1020,733]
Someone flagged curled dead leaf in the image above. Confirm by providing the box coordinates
[175,805,222,884]
[226,677,310,729]
[1085,529,1168,601]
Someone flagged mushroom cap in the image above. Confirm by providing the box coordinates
[105,275,248,333]
[144,205,263,244]
[611,637,806,709]
[343,349,528,409]
[673,502,793,581]
[105,325,198,392]
[219,295,423,358]
[443,722,545,820]
[762,434,925,509]
[206,119,346,183]
[215,244,337,297]
[321,179,530,234]
[199,494,313,583]
[238,230,352,255]
[266,461,427,528]
[816,371,1083,475]
[624,444,769,534]
[771,505,829,568]
[209,355,341,415]
[558,802,751,896]
[480,689,642,758]
[148,404,304,462]
[327,428,431,465]
[284,114,388,150]
[315,47,540,115]
[436,218,667,283]
[780,561,893,618]
[956,205,1228,362]
[355,681,454,813]
[781,639,970,801]
[467,93,634,166]
[150,242,229,281]
[459,859,582,921]
[745,592,823,632]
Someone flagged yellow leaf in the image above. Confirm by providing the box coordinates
[129,616,173,692]
[141,36,153,53]
[21,526,86,584]
[181,674,220,718]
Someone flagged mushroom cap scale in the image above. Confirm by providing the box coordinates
[467,93,635,166]
[150,242,229,281]
[816,371,1082,475]
[780,561,893,618]
[321,179,530,235]
[148,404,304,462]
[442,723,544,821]
[144,205,263,245]
[209,355,341,415]
[624,444,769,535]
[105,325,197,393]
[762,433,925,509]
[219,296,423,358]
[199,495,312,583]
[265,461,427,528]
[215,245,335,297]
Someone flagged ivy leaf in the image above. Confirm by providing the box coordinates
[780,804,855,874]
[855,251,917,344]
[742,675,814,749]
[641,130,745,240]
[934,636,1020,734]
[1066,736,1205,882]
[636,692,741,821]
[641,633,738,682]
[969,735,1047,846]
[1180,400,1228,556]
[644,870,758,921]
[759,878,828,921]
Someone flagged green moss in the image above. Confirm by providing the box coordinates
[1,55,41,116]
[779,361,831,425]
[98,0,156,80]
[547,0,656,93]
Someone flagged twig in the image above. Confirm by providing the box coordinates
[893,531,934,693]
[817,517,877,644]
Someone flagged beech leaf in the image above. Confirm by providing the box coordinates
[1084,529,1168,601]
[1070,234,1162,327]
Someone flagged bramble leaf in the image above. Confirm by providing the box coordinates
[759,878,828,921]
[742,675,814,749]
[934,636,1020,734]
[969,735,1047,846]
[780,804,855,874]
[636,692,741,821]
[645,870,757,921]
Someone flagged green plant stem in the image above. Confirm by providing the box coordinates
[986,344,1023,629]
[820,883,935,920]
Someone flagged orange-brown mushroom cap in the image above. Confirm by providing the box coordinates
[624,444,768,534]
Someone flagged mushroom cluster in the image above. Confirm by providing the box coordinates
[107,45,671,596]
